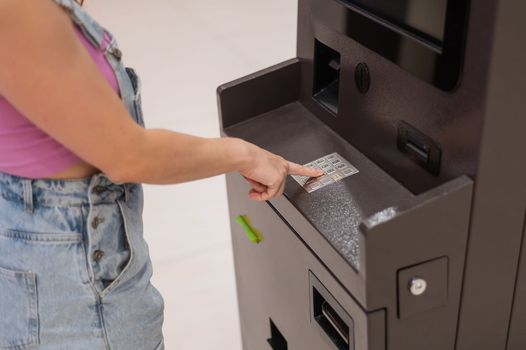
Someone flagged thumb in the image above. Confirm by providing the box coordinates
[244,177,267,192]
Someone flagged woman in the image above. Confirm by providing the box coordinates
[0,1,321,349]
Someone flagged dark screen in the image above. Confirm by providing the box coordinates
[348,0,448,42]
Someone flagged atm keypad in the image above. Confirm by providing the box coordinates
[291,152,359,193]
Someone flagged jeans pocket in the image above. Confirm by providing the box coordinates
[98,200,135,296]
[0,266,38,349]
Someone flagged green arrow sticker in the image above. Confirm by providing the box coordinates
[235,215,263,244]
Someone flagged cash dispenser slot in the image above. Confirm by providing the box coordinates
[311,272,354,350]
[313,40,341,115]
[322,302,349,346]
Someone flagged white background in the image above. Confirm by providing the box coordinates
[85,1,298,349]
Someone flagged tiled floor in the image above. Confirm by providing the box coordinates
[85,1,298,349]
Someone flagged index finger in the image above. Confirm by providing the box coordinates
[287,161,324,177]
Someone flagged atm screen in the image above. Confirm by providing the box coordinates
[347,0,448,43]
[312,0,469,90]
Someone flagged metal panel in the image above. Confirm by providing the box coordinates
[506,211,526,350]
[218,0,526,349]
[225,102,414,274]
[219,54,475,348]
[455,0,526,348]
[397,257,449,319]
[217,59,301,129]
[226,172,385,350]
[297,0,498,193]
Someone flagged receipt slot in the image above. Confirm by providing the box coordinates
[218,1,526,349]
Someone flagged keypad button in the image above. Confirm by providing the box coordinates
[291,153,359,193]
[310,183,322,191]
[331,173,343,181]
[342,168,358,176]
[321,176,334,185]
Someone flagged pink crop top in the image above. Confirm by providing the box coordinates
[0,26,120,179]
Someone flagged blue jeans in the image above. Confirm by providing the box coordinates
[0,172,164,350]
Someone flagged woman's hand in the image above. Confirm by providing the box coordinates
[239,142,323,201]
[0,2,322,193]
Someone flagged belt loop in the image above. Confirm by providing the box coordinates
[124,184,129,203]
[22,180,34,214]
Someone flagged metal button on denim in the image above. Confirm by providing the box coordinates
[93,250,104,262]
[113,48,122,60]
[92,186,106,195]
[91,216,104,229]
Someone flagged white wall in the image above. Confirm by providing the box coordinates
[85,1,298,349]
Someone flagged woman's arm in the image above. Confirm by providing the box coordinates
[0,0,321,201]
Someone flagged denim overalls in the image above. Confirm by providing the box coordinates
[0,1,164,349]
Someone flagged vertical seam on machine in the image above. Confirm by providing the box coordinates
[453,187,478,349]
[504,206,526,349]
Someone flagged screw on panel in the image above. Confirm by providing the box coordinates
[409,277,428,296]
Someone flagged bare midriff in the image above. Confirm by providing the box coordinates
[44,161,100,180]
[0,26,119,181]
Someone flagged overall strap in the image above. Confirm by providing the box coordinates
[52,0,144,127]
[53,0,105,50]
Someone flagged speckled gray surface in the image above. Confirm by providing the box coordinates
[225,102,414,269]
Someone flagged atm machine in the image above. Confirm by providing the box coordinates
[217,0,526,349]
